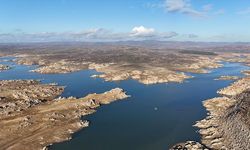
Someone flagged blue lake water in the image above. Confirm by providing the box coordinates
[0,56,249,150]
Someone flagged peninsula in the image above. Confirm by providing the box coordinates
[214,75,240,81]
[0,80,129,150]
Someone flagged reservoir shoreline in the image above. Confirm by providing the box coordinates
[0,56,249,149]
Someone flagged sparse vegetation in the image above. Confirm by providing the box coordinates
[179,50,218,56]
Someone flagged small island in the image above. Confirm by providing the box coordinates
[0,64,10,71]
[214,75,240,81]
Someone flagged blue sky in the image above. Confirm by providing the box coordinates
[0,0,250,42]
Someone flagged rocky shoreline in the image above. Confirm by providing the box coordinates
[15,54,222,85]
[89,63,192,84]
[194,77,250,149]
[170,141,208,150]
[1,45,250,150]
[217,77,250,96]
[173,77,250,150]
[0,80,129,150]
[242,70,250,76]
[0,43,227,86]
[214,75,240,81]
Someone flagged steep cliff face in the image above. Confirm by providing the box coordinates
[220,90,250,149]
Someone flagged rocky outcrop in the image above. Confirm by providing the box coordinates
[217,77,250,96]
[90,63,191,84]
[0,80,64,115]
[30,60,90,74]
[194,97,233,149]
[0,64,10,71]
[0,80,129,150]
[170,141,208,150]
[85,57,222,84]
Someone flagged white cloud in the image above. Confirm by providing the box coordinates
[0,26,180,42]
[131,26,155,37]
[164,0,204,17]
[237,7,250,15]
[130,26,178,39]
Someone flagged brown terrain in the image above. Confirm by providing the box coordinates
[0,80,64,115]
[0,43,226,84]
[219,52,250,66]
[0,42,250,150]
[0,80,129,150]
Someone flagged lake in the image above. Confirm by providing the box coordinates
[0,56,248,150]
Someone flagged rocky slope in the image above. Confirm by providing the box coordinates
[0,80,64,115]
[194,77,250,149]
[218,77,250,96]
[0,80,129,150]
